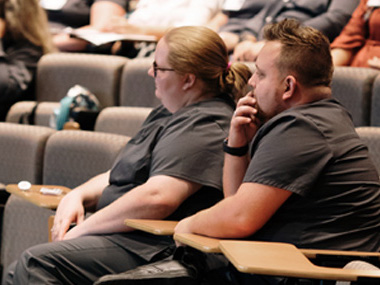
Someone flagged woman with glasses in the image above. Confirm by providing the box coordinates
[4,26,251,285]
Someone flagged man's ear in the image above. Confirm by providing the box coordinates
[182,73,196,90]
[283,75,296,100]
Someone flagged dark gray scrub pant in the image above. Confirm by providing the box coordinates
[2,235,146,285]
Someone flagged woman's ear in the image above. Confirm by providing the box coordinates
[283,75,296,101]
[182,73,196,90]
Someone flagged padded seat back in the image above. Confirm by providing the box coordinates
[95,106,152,137]
[36,53,128,107]
[370,74,380,126]
[0,123,55,184]
[119,58,160,108]
[1,130,130,273]
[0,123,55,274]
[356,127,380,174]
[43,130,130,187]
[6,102,60,127]
[331,67,379,126]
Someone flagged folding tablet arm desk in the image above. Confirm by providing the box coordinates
[125,219,380,283]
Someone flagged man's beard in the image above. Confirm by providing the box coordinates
[254,100,269,124]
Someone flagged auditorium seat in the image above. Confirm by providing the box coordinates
[1,130,129,276]
[331,67,379,126]
[370,74,380,126]
[6,53,128,126]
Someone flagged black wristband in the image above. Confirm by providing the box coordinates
[223,138,249,156]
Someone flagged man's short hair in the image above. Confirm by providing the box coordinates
[263,19,333,87]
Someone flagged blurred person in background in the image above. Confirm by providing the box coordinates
[219,0,359,62]
[0,0,55,121]
[331,0,380,69]
[104,0,224,57]
[41,0,128,52]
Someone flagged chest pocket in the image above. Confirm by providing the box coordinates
[109,121,166,186]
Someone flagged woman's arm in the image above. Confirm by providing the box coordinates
[52,171,110,241]
[331,48,354,66]
[60,174,201,240]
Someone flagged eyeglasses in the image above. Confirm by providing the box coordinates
[153,61,175,77]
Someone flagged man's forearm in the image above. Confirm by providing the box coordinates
[223,153,250,197]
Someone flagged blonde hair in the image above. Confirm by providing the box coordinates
[0,0,55,54]
[164,26,251,102]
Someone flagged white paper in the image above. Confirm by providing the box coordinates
[40,0,67,10]
[223,0,245,11]
[368,0,380,7]
[68,28,157,46]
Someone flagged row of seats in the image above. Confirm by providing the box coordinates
[4,52,380,128]
[2,123,380,279]
[0,106,152,275]
[5,53,160,127]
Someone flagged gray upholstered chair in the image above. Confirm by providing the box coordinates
[356,127,380,173]
[35,53,127,107]
[370,74,380,126]
[119,58,160,108]
[1,103,157,274]
[0,123,55,276]
[95,106,152,137]
[6,53,128,126]
[6,102,60,127]
[331,67,379,127]
[1,130,130,275]
[0,123,55,185]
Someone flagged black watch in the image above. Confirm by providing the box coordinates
[223,138,249,156]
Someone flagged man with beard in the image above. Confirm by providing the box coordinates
[172,19,380,284]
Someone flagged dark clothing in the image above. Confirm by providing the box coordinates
[331,0,380,67]
[97,99,234,261]
[195,99,380,285]
[220,0,360,42]
[6,97,234,285]
[0,38,43,121]
[97,101,230,211]
[244,99,380,252]
[45,0,128,30]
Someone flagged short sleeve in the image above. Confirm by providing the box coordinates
[243,115,333,196]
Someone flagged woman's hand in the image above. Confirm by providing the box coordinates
[51,191,85,241]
